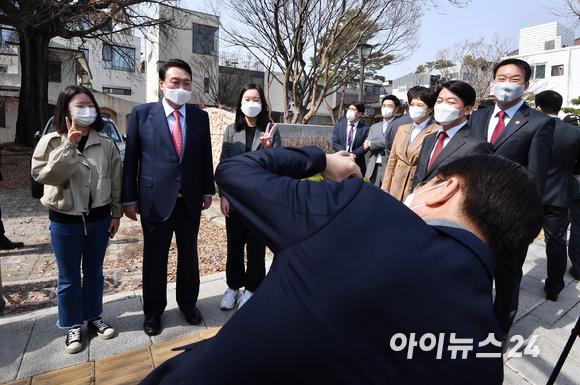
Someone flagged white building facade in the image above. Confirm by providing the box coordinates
[506,21,580,111]
[145,5,219,106]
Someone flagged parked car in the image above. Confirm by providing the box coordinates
[31,116,126,198]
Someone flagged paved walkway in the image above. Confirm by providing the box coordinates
[1,188,580,384]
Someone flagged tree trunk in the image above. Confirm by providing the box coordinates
[14,28,50,148]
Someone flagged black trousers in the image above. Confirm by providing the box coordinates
[569,198,580,274]
[141,198,200,318]
[225,209,266,293]
[543,205,569,295]
[493,247,529,336]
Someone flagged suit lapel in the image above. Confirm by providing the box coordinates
[419,132,438,178]
[149,101,178,158]
[353,121,365,145]
[474,108,494,139]
[181,104,197,160]
[407,122,437,158]
[427,128,468,176]
[492,104,530,149]
[252,127,265,151]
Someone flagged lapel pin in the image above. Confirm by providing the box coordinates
[515,121,520,124]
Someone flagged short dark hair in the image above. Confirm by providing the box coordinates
[477,100,496,110]
[382,95,401,108]
[535,90,562,115]
[493,58,531,83]
[436,154,543,263]
[53,86,105,134]
[408,87,436,109]
[234,83,270,132]
[159,59,192,81]
[436,80,476,107]
[407,86,423,104]
[350,102,365,114]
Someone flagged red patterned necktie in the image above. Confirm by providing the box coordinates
[172,110,183,158]
[428,131,448,170]
[490,111,506,145]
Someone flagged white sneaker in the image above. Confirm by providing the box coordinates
[65,326,82,354]
[220,288,240,310]
[237,290,253,310]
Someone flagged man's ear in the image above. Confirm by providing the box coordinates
[424,178,459,206]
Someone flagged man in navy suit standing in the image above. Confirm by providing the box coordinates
[535,90,580,301]
[332,101,370,175]
[122,59,215,336]
[413,81,492,189]
[469,58,554,344]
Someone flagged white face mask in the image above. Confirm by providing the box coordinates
[72,107,97,127]
[346,110,359,122]
[165,87,192,106]
[493,82,525,104]
[434,103,464,126]
[241,101,262,118]
[409,106,429,121]
[382,107,395,118]
[404,182,448,210]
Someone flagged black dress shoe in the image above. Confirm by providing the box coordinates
[570,267,580,281]
[0,237,24,250]
[544,286,559,302]
[182,307,203,325]
[143,316,161,336]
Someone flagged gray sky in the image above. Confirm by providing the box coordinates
[184,0,577,81]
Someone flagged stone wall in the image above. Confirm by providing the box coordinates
[206,107,336,169]
[206,107,235,170]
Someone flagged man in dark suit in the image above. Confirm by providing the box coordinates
[535,90,580,300]
[364,95,400,186]
[469,58,555,341]
[413,81,492,190]
[569,175,580,281]
[142,148,544,385]
[122,59,215,335]
[0,152,24,250]
[332,101,369,175]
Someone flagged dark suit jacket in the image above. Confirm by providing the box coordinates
[332,119,370,175]
[412,125,492,190]
[121,101,215,222]
[385,114,413,159]
[470,102,554,193]
[142,146,503,385]
[542,118,580,208]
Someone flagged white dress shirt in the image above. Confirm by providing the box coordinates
[486,99,525,141]
[409,118,431,146]
[162,98,187,142]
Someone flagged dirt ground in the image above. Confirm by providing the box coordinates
[1,148,238,315]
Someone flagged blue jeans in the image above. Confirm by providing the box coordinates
[50,216,111,328]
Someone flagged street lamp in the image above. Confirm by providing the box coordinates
[357,43,373,103]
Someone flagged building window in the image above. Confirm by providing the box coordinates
[0,103,5,127]
[192,23,219,56]
[399,84,407,92]
[48,60,61,83]
[0,64,7,73]
[157,61,166,72]
[374,85,381,95]
[0,28,18,48]
[102,44,135,72]
[364,85,373,94]
[530,64,546,80]
[103,87,132,95]
[551,65,564,76]
[203,78,210,93]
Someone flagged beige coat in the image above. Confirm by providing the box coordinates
[31,128,123,218]
[381,121,440,202]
